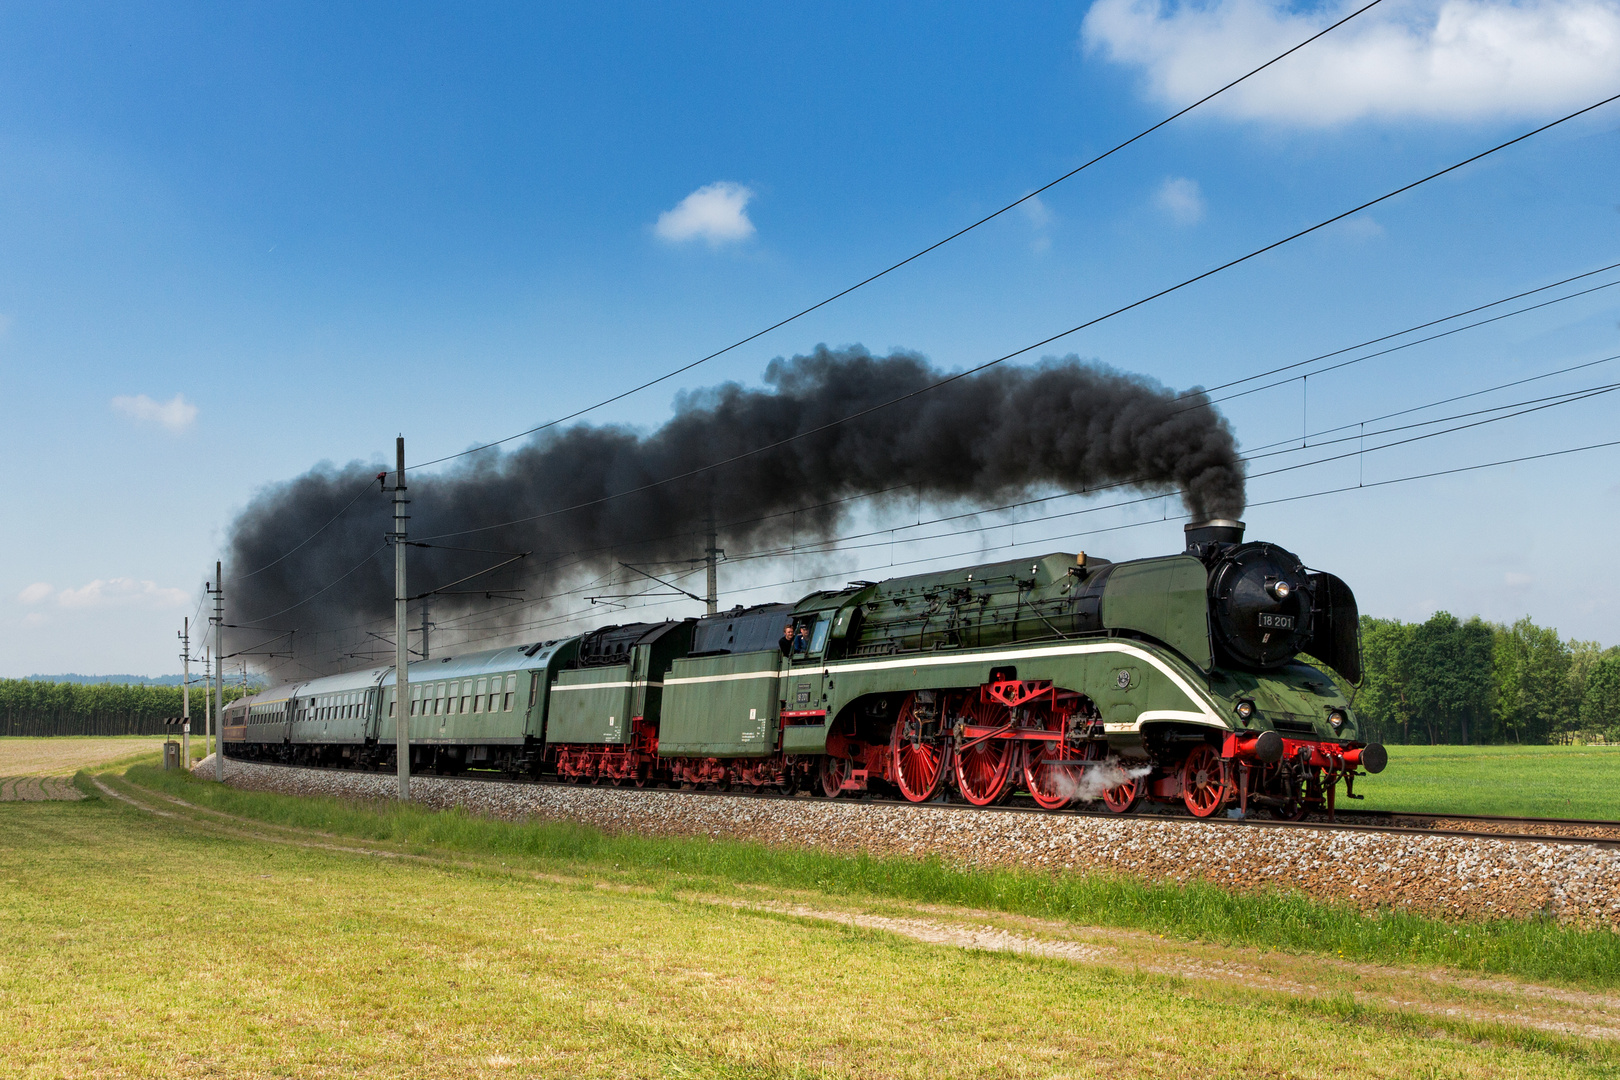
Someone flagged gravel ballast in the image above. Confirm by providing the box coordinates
[213,758,1620,927]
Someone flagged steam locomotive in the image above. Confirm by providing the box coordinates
[223,519,1384,819]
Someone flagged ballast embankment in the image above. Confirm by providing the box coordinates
[217,759,1620,928]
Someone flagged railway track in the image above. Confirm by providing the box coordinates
[222,755,1620,849]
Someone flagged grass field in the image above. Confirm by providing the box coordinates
[127,762,1620,990]
[5,770,1618,1078]
[0,735,202,801]
[1355,744,1620,820]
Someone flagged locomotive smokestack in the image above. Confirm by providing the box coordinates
[1185,518,1245,550]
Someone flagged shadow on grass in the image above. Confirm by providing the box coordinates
[125,762,1620,991]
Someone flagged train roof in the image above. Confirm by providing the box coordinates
[244,638,580,702]
[409,639,573,680]
[864,552,1104,598]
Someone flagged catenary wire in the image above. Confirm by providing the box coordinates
[415,91,1620,544]
[436,431,1620,644]
[404,0,1393,474]
[1174,261,1620,403]
[319,359,1620,648]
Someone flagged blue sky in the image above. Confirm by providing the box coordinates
[3,0,1619,676]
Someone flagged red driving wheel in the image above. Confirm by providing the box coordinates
[952,696,1014,806]
[1023,711,1085,810]
[890,694,948,803]
[1181,744,1227,818]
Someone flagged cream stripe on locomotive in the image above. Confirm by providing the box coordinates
[549,679,664,692]
[663,670,781,686]
[661,641,1223,731]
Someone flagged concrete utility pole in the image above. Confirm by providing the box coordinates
[392,436,410,800]
[179,619,191,767]
[704,511,720,615]
[212,561,224,782]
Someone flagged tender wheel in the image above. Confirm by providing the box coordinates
[952,696,1014,806]
[1181,744,1227,818]
[819,755,853,798]
[890,694,948,803]
[1023,712,1086,810]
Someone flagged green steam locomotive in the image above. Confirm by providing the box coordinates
[224,519,1383,819]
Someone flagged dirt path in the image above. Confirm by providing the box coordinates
[100,767,1620,1047]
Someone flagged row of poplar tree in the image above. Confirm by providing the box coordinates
[1342,614,1620,746]
[0,680,253,737]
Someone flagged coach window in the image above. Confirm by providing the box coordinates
[460,682,472,713]
[433,684,443,714]
[504,674,516,711]
[472,678,485,713]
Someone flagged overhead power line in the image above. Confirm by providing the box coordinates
[416,90,1620,544]
[437,429,1620,644]
[404,0,1392,473]
[1181,261,1620,404]
[311,348,1620,648]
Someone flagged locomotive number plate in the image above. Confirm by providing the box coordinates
[1258,613,1295,630]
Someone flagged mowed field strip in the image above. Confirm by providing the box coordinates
[2,741,1617,1078]
[0,736,179,801]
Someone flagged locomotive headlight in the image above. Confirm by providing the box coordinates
[1329,708,1346,729]
[1269,580,1292,600]
[1235,699,1256,722]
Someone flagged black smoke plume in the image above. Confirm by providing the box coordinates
[225,347,1244,670]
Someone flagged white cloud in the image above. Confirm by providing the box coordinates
[1021,194,1056,251]
[1020,194,1055,229]
[18,583,52,605]
[54,577,190,610]
[655,182,757,245]
[1156,176,1206,223]
[1338,214,1387,240]
[1081,0,1620,125]
[111,392,198,433]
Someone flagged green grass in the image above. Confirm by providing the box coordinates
[1356,743,1620,820]
[4,786,1615,1078]
[130,763,1620,991]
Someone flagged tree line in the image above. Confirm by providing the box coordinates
[0,680,252,737]
[1346,614,1620,746]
